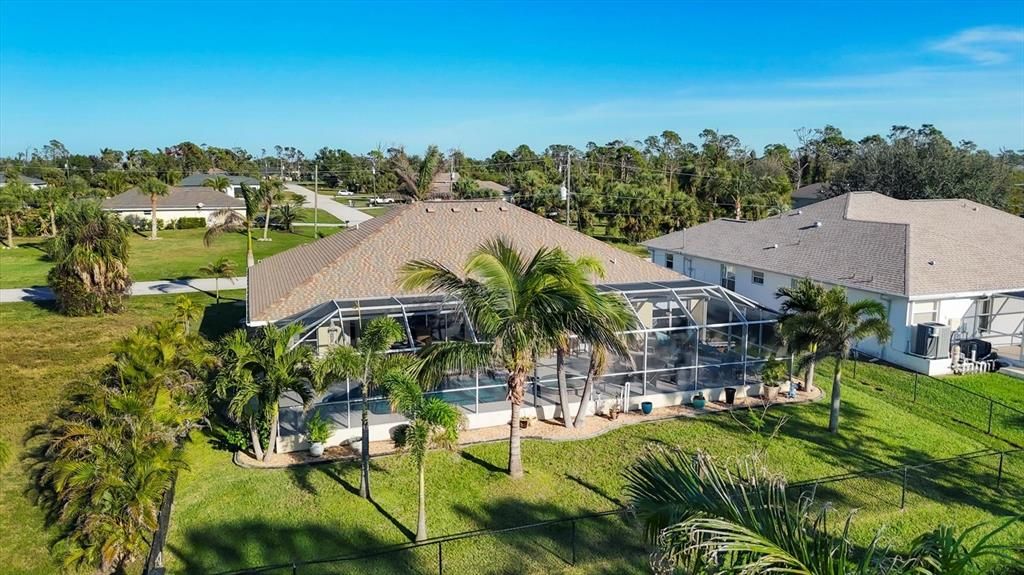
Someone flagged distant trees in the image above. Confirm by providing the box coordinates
[0,180,29,248]
[390,145,445,200]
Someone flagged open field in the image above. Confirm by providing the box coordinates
[1,294,1021,574]
[0,227,340,289]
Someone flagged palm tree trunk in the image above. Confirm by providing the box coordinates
[150,194,159,239]
[360,389,371,499]
[214,277,220,303]
[245,222,255,267]
[508,399,524,478]
[49,203,57,236]
[573,353,601,427]
[805,358,816,391]
[416,461,427,542]
[263,409,279,462]
[829,357,842,434]
[3,215,12,248]
[262,205,272,240]
[249,416,265,461]
[555,346,573,428]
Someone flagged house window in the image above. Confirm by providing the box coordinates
[911,301,937,325]
[720,264,736,291]
[665,253,674,270]
[978,298,992,332]
[752,271,765,285]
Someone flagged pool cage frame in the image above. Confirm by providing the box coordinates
[277,279,792,440]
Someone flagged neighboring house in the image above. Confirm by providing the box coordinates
[101,186,245,226]
[428,171,510,199]
[792,182,827,209]
[0,174,47,190]
[179,171,259,198]
[642,192,1024,375]
[247,200,790,453]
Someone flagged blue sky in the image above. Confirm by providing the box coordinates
[1,1,1022,157]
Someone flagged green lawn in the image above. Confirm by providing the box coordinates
[295,208,344,225]
[2,294,1021,574]
[942,372,1024,411]
[0,227,340,288]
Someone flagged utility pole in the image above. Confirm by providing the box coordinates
[313,163,319,237]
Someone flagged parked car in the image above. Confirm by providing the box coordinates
[369,196,395,205]
[335,190,355,196]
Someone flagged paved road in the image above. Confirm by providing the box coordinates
[0,276,248,303]
[285,183,373,225]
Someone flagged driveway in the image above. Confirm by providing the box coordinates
[285,183,373,225]
[0,276,248,303]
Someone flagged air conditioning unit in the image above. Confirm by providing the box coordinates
[913,322,951,359]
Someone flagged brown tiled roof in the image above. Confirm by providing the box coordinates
[101,186,245,210]
[642,192,1024,297]
[248,200,682,322]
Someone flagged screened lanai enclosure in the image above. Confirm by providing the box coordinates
[277,279,792,450]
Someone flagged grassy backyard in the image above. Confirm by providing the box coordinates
[0,227,340,288]
[942,371,1024,411]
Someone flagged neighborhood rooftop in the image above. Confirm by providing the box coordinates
[178,172,259,186]
[247,199,681,322]
[101,186,246,210]
[642,191,1024,298]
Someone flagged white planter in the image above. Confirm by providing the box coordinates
[309,442,325,457]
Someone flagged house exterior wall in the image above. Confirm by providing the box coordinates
[106,207,244,226]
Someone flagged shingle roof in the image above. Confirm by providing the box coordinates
[792,182,826,200]
[0,174,45,185]
[178,172,259,187]
[641,192,1024,298]
[248,200,682,322]
[101,186,246,210]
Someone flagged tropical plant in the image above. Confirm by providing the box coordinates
[274,202,300,233]
[0,181,28,248]
[204,182,263,267]
[381,370,463,541]
[314,316,407,498]
[199,257,236,302]
[46,201,133,316]
[138,176,169,240]
[103,170,131,195]
[780,286,891,433]
[400,237,604,477]
[203,175,231,194]
[306,410,331,444]
[173,295,202,335]
[215,324,317,462]
[36,182,69,236]
[760,355,787,387]
[390,145,445,201]
[776,278,827,390]
[625,448,1022,574]
[259,178,285,241]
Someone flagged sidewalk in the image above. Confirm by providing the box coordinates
[285,183,373,225]
[0,276,248,303]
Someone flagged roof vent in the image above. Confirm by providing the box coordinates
[928,260,936,266]
[972,207,978,211]
[610,258,617,264]
[474,207,484,212]
[766,243,778,249]
[451,207,462,213]
[797,210,803,215]
[813,221,823,228]
[425,207,436,213]
[498,206,509,212]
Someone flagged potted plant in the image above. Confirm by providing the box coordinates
[760,356,787,402]
[307,410,331,457]
[607,401,621,421]
[519,416,531,429]
[641,401,654,415]
[691,392,706,410]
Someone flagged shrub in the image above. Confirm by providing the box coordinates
[223,428,249,452]
[761,356,787,387]
[306,410,331,444]
[175,217,206,229]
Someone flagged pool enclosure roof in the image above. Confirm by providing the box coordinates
[285,278,778,349]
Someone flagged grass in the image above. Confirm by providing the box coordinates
[0,291,246,575]
[294,208,344,225]
[359,207,388,217]
[0,227,340,288]
[2,294,1021,573]
[942,372,1024,411]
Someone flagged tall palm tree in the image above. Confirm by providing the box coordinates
[203,175,231,195]
[173,295,201,335]
[783,287,892,433]
[390,145,444,201]
[400,238,599,478]
[0,181,28,248]
[775,278,827,391]
[315,316,407,499]
[571,294,638,426]
[199,257,236,302]
[138,176,169,240]
[46,201,132,316]
[625,448,1021,574]
[215,324,317,462]
[204,182,263,267]
[380,370,462,541]
[259,178,285,241]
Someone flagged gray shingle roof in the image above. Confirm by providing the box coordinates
[248,200,683,322]
[178,172,259,187]
[101,186,245,210]
[642,192,1024,297]
[792,182,826,200]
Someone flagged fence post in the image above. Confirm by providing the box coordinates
[913,374,918,402]
[900,467,908,510]
[571,519,577,566]
[438,541,443,575]
[987,401,994,435]
[292,563,298,575]
[997,452,1005,490]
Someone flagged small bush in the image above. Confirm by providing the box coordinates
[306,410,331,444]
[223,428,249,452]
[175,217,206,229]
[761,356,787,387]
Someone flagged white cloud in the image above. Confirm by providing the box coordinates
[931,25,1024,65]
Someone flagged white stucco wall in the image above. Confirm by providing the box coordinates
[106,207,244,226]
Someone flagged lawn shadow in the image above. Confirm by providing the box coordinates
[566,474,624,507]
[199,300,246,340]
[459,450,506,474]
[316,464,416,541]
[287,465,319,496]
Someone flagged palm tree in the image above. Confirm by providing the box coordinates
[380,370,462,541]
[204,182,263,267]
[625,448,1021,574]
[315,316,407,499]
[400,238,600,478]
[199,257,236,302]
[390,145,444,201]
[0,181,28,248]
[46,201,132,316]
[783,287,892,433]
[103,170,130,196]
[203,175,231,194]
[259,178,285,241]
[215,324,317,462]
[138,176,169,240]
[775,278,827,391]
[571,295,638,426]
[274,202,300,233]
[173,295,201,335]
